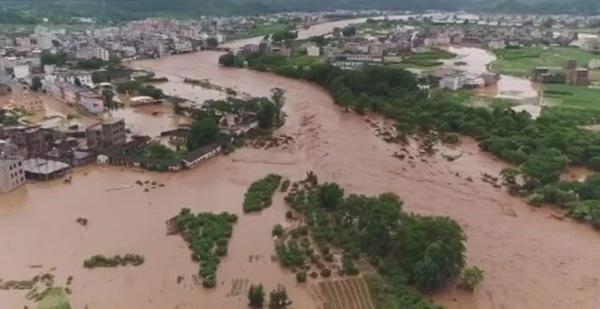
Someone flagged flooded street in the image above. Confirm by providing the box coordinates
[1,26,600,309]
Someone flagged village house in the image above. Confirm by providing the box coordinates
[0,140,25,193]
[86,118,126,149]
[76,45,110,61]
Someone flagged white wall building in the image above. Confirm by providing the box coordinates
[76,46,110,61]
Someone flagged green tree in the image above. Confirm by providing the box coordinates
[459,266,484,291]
[268,285,289,308]
[318,183,344,210]
[258,100,276,129]
[393,215,466,291]
[342,26,356,37]
[219,53,236,66]
[30,76,42,91]
[188,117,219,150]
[206,37,219,48]
[248,284,265,308]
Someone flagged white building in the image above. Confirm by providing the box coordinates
[76,46,110,61]
[307,45,321,57]
[440,76,462,91]
[13,64,30,79]
[581,38,600,53]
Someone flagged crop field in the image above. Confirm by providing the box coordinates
[491,47,600,77]
[543,84,600,111]
[309,277,375,309]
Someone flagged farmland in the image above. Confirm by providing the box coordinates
[309,277,375,309]
[490,46,600,77]
[543,84,600,111]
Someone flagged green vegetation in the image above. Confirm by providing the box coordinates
[231,22,293,40]
[281,174,466,297]
[491,46,599,77]
[187,117,220,151]
[268,285,290,308]
[248,283,266,307]
[37,287,71,309]
[365,274,440,309]
[400,48,456,67]
[244,174,283,212]
[134,143,183,160]
[116,80,164,99]
[83,254,145,268]
[459,266,485,291]
[543,84,600,111]
[172,208,237,288]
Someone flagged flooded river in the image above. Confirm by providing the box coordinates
[1,21,600,309]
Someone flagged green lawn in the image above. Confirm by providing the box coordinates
[490,47,600,77]
[37,288,71,309]
[543,84,600,111]
[386,48,456,70]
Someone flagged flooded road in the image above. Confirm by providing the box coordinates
[2,27,600,309]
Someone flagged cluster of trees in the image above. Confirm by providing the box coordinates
[41,51,68,67]
[248,284,290,308]
[244,174,283,212]
[187,116,220,151]
[173,208,238,287]
[271,30,298,42]
[116,80,164,99]
[283,174,467,295]
[83,254,145,268]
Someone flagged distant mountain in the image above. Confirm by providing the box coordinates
[1,0,599,22]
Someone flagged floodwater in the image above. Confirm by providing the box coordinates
[449,46,542,117]
[108,101,190,137]
[2,25,600,309]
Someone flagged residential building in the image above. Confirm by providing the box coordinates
[86,118,126,149]
[581,38,600,53]
[76,46,110,61]
[1,126,48,158]
[0,140,25,193]
[307,45,321,57]
[567,68,590,86]
[330,54,383,70]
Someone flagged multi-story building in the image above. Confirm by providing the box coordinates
[0,140,25,193]
[86,118,126,149]
[0,126,48,158]
[76,46,110,61]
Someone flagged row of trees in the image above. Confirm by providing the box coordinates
[248,284,291,308]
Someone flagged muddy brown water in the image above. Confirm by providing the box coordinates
[2,35,600,309]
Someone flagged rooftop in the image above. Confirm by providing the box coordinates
[22,158,70,175]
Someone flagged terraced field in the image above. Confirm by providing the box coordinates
[310,277,375,309]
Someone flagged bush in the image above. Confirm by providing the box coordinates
[296,271,307,283]
[459,266,484,291]
[320,268,332,278]
[248,283,265,307]
[272,224,284,237]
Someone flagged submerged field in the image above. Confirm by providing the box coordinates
[490,46,600,77]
